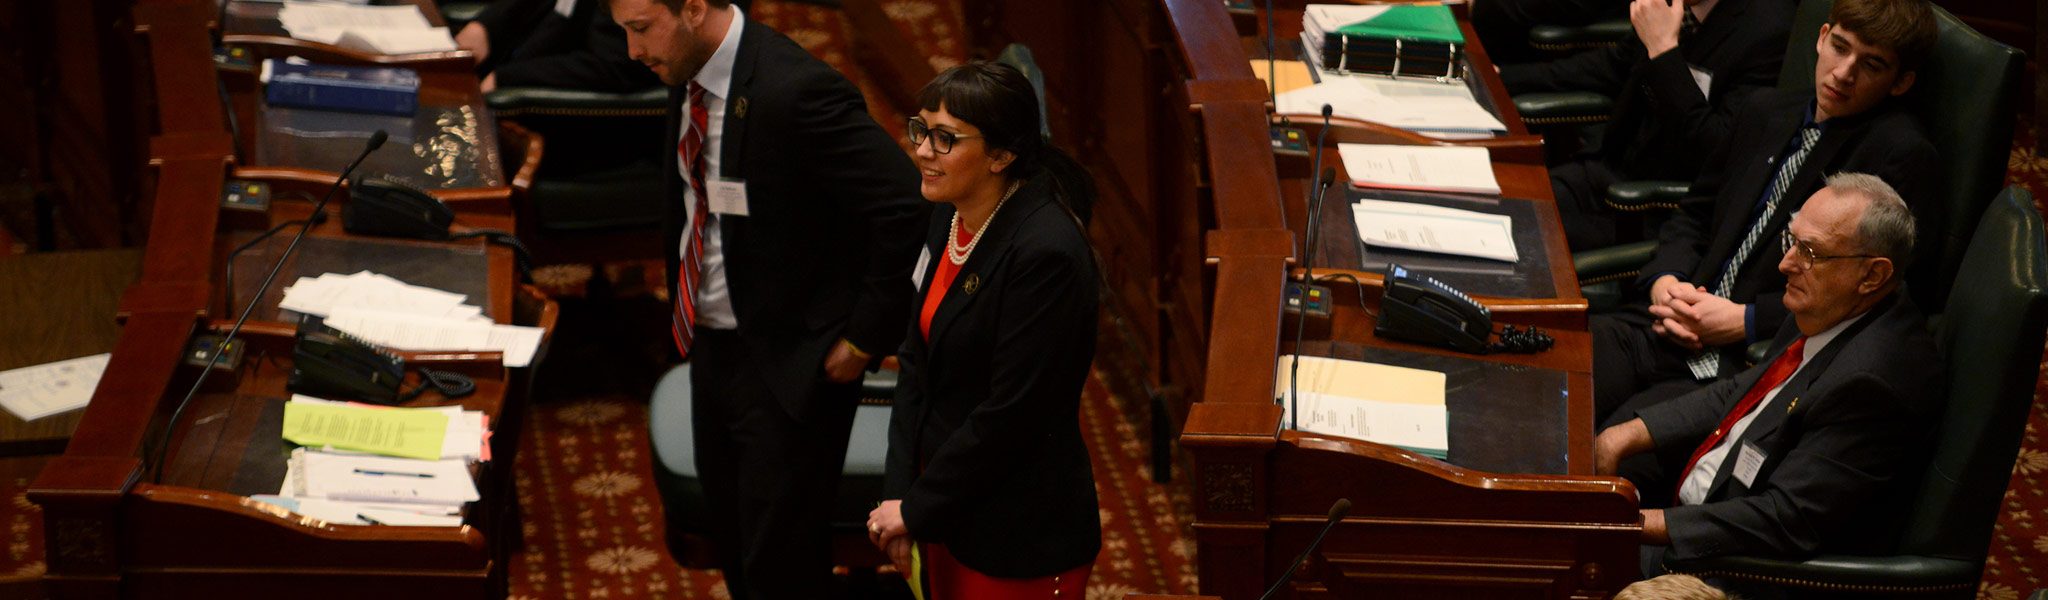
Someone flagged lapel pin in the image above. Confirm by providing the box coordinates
[733,97,748,119]
[1786,396,1799,412]
[963,274,980,295]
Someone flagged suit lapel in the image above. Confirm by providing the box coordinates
[1704,104,1805,268]
[1686,0,1745,62]
[925,189,1048,349]
[718,20,759,182]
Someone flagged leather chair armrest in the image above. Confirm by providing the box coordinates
[1605,180,1691,212]
[1665,554,1982,594]
[1513,92,1614,126]
[1529,19,1633,51]
[1746,340,1769,366]
[486,86,670,116]
[1574,240,1658,284]
[440,1,487,27]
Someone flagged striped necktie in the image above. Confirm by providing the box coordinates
[672,82,710,359]
[1686,125,1822,380]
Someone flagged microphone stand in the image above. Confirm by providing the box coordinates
[1287,104,1334,430]
[146,130,388,484]
[1259,498,1353,600]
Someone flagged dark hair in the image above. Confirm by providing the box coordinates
[916,61,1096,227]
[652,0,731,13]
[1830,0,1938,72]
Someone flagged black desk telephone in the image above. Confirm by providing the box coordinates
[1375,264,1492,353]
[346,176,454,240]
[289,318,406,404]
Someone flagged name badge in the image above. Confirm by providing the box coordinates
[911,247,931,290]
[1688,65,1714,101]
[709,178,750,216]
[1732,441,1767,488]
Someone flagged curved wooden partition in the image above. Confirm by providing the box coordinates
[31,1,545,597]
[968,0,1637,598]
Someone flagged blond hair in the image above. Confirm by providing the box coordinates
[1615,574,1733,600]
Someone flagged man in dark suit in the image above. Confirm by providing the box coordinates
[610,0,928,596]
[1590,0,1938,424]
[457,0,659,92]
[1501,0,1794,250]
[1594,173,1941,576]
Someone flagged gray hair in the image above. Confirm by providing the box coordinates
[1826,172,1916,275]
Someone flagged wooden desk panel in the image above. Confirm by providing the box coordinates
[0,251,142,456]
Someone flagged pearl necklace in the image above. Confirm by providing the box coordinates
[947,181,1021,265]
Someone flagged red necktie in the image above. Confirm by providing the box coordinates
[1676,337,1807,499]
[672,82,711,359]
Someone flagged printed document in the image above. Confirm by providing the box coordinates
[1353,199,1519,262]
[1338,143,1500,195]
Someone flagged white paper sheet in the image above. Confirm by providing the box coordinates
[1338,143,1501,195]
[1353,199,1519,262]
[0,353,111,421]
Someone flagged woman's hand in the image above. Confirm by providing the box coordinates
[868,501,914,573]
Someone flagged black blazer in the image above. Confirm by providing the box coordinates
[662,20,929,419]
[1637,89,1938,368]
[884,175,1102,578]
[1501,0,1792,181]
[473,0,658,92]
[1633,294,1941,559]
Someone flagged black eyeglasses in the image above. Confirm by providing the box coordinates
[906,118,980,155]
[1780,230,1876,269]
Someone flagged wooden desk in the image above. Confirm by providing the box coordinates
[31,1,551,597]
[0,250,141,456]
[969,0,1638,598]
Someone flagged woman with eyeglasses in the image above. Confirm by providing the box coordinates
[864,61,1101,598]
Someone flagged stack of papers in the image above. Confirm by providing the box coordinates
[282,271,545,367]
[1337,143,1501,195]
[1354,199,1519,263]
[0,353,111,421]
[276,1,457,55]
[1276,355,1450,459]
[269,396,489,527]
[1276,74,1506,139]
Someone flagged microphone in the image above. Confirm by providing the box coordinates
[1286,105,1335,429]
[1259,498,1353,600]
[147,130,389,484]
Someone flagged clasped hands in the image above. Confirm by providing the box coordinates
[867,500,914,574]
[1647,275,1746,351]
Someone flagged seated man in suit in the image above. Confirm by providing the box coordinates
[1501,0,1794,250]
[1590,0,1938,424]
[1594,173,1941,576]
[456,0,660,92]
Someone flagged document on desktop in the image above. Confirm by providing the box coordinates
[1353,199,1519,262]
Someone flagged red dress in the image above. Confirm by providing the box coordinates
[910,219,1094,599]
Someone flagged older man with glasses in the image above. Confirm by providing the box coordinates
[1591,172,1943,583]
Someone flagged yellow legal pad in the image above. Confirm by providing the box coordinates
[283,400,449,460]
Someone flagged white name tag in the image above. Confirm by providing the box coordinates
[1732,441,1767,488]
[709,178,750,216]
[911,246,931,290]
[554,0,577,18]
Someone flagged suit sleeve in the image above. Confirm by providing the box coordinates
[1635,370,1747,451]
[899,242,1097,541]
[791,70,928,359]
[1498,38,1636,95]
[489,3,661,92]
[883,337,922,499]
[1661,374,1923,559]
[1636,37,1778,165]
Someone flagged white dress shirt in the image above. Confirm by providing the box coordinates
[1677,314,1854,505]
[679,6,745,331]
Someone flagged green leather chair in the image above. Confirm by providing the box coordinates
[1510,18,1629,131]
[1661,187,2048,598]
[1528,18,1635,55]
[488,86,672,268]
[1577,0,2025,316]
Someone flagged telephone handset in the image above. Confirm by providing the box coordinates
[288,318,406,404]
[1375,264,1492,353]
[346,175,454,240]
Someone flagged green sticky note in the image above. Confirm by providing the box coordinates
[283,401,448,461]
[1337,5,1465,44]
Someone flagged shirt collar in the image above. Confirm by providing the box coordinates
[692,5,745,99]
[1690,0,1720,22]
[1798,306,1860,361]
